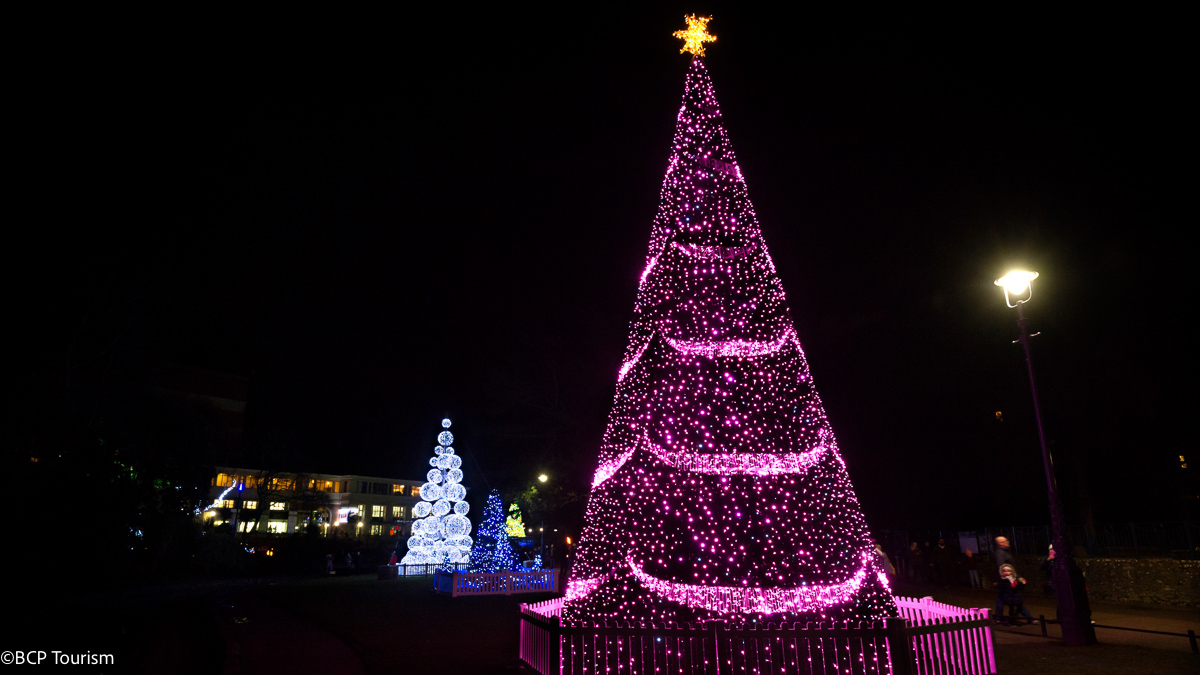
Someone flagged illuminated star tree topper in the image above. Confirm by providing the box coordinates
[672,14,716,58]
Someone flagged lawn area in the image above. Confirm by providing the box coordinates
[256,574,558,674]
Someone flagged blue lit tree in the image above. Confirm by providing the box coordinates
[469,489,518,573]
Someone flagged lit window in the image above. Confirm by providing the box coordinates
[371,525,382,535]
[393,484,405,494]
[392,506,403,519]
[243,500,258,510]
[372,505,384,518]
[266,521,287,533]
[215,473,234,487]
[219,500,234,509]
[270,502,287,511]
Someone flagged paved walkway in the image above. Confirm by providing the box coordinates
[898,583,1199,653]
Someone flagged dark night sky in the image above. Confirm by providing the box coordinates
[21,8,1192,531]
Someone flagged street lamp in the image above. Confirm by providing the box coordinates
[994,269,1096,645]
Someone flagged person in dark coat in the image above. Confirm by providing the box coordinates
[933,538,957,587]
[905,542,922,582]
[992,536,1016,620]
[963,549,982,588]
[997,564,1036,625]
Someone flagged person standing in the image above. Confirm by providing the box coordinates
[905,542,922,583]
[963,549,981,588]
[998,564,1037,626]
[993,536,1016,621]
[933,538,956,587]
[873,540,896,584]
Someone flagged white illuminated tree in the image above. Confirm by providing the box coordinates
[400,418,472,567]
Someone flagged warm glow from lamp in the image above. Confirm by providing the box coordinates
[995,270,1038,295]
[538,474,548,483]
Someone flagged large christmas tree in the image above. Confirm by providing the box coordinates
[562,17,895,626]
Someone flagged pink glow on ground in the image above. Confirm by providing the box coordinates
[628,552,873,615]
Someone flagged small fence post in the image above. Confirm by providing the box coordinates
[1188,629,1197,654]
[552,615,563,673]
[1039,615,1047,637]
[706,620,725,675]
[885,618,913,675]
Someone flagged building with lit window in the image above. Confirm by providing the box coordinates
[203,467,427,537]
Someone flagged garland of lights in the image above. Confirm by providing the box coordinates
[400,419,472,566]
[199,484,236,514]
[560,19,896,628]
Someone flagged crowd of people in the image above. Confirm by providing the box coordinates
[875,535,1058,626]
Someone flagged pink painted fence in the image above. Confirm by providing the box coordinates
[519,595,996,675]
[435,568,559,596]
[893,596,996,675]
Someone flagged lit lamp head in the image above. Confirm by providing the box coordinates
[538,474,548,483]
[995,270,1039,308]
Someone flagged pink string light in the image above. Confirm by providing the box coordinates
[627,552,874,615]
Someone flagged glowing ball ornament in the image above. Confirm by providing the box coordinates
[562,22,896,627]
[400,418,472,567]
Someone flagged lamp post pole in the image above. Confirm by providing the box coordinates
[998,271,1095,646]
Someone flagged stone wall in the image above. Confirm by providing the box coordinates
[998,555,1200,609]
[1076,558,1200,609]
